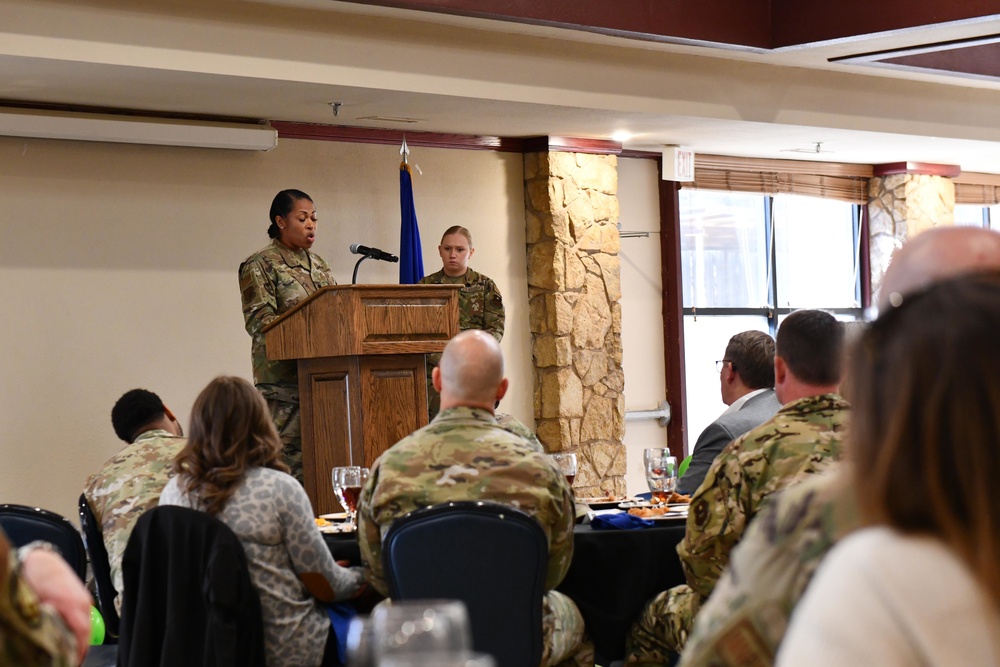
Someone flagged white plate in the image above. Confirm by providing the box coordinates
[318,523,356,534]
[648,512,688,521]
[318,512,349,521]
[618,499,655,509]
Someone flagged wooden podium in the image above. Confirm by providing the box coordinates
[263,284,460,514]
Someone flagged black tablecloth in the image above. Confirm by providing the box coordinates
[322,517,688,662]
[322,530,361,564]
[557,520,687,661]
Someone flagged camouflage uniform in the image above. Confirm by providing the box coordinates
[357,406,593,667]
[0,529,77,666]
[239,239,336,480]
[495,411,544,452]
[625,393,850,666]
[419,268,505,419]
[83,428,186,613]
[679,471,858,667]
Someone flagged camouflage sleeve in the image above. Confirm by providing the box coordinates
[239,255,279,337]
[356,463,387,595]
[0,532,77,667]
[677,438,753,599]
[481,277,505,342]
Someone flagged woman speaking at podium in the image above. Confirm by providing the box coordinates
[239,189,336,483]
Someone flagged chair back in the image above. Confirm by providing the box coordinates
[382,501,547,667]
[0,503,87,581]
[78,494,120,641]
[119,505,266,667]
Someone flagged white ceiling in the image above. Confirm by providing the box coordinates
[4,0,1000,173]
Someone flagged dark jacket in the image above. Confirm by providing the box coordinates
[119,505,266,667]
[678,389,782,495]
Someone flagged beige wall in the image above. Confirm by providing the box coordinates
[0,135,530,521]
[616,158,669,496]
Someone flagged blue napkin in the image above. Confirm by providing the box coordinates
[326,602,358,664]
[591,512,654,530]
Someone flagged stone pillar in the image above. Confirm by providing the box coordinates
[524,150,627,498]
[868,172,955,300]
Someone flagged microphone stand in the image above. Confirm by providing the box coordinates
[352,254,370,285]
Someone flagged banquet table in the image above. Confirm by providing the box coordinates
[557,519,687,662]
[323,515,688,662]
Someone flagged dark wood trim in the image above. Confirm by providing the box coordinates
[337,0,1000,50]
[620,148,660,160]
[522,136,622,155]
[657,173,688,459]
[271,121,526,152]
[336,0,772,50]
[773,1,1000,49]
[873,162,962,178]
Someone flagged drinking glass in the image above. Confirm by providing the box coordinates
[643,448,677,504]
[336,466,368,525]
[370,600,472,662]
[380,652,495,667]
[550,452,577,488]
[332,466,349,515]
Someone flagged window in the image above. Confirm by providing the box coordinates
[679,190,863,446]
[955,204,995,228]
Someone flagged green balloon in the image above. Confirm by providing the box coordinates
[90,605,106,645]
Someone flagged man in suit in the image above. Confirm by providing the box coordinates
[677,331,780,495]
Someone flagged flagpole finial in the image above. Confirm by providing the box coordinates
[400,136,410,164]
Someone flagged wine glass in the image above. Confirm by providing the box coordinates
[643,448,677,505]
[550,452,577,488]
[370,600,472,663]
[336,466,368,525]
[332,467,349,516]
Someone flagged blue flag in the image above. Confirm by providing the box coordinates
[399,162,424,284]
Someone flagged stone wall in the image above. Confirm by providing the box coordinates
[523,151,627,498]
[868,173,955,301]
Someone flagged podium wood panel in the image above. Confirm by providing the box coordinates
[360,356,427,466]
[299,354,428,515]
[264,285,460,359]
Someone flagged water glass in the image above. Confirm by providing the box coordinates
[643,448,677,504]
[379,652,495,667]
[370,600,472,662]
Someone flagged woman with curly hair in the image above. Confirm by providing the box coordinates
[160,376,364,667]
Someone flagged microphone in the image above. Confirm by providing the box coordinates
[350,243,399,263]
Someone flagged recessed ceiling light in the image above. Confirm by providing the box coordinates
[611,130,632,142]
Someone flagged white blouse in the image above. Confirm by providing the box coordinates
[777,526,1000,667]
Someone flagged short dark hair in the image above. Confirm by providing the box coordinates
[725,330,775,389]
[776,310,844,386]
[267,189,312,239]
[111,389,166,443]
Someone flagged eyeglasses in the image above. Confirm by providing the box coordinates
[715,359,734,373]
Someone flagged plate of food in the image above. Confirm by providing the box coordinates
[318,512,349,522]
[315,517,356,534]
[618,498,656,509]
[578,496,628,510]
[626,505,688,520]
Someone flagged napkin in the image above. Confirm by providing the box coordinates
[591,512,655,530]
[326,602,358,663]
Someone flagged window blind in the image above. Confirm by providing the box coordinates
[683,154,872,203]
